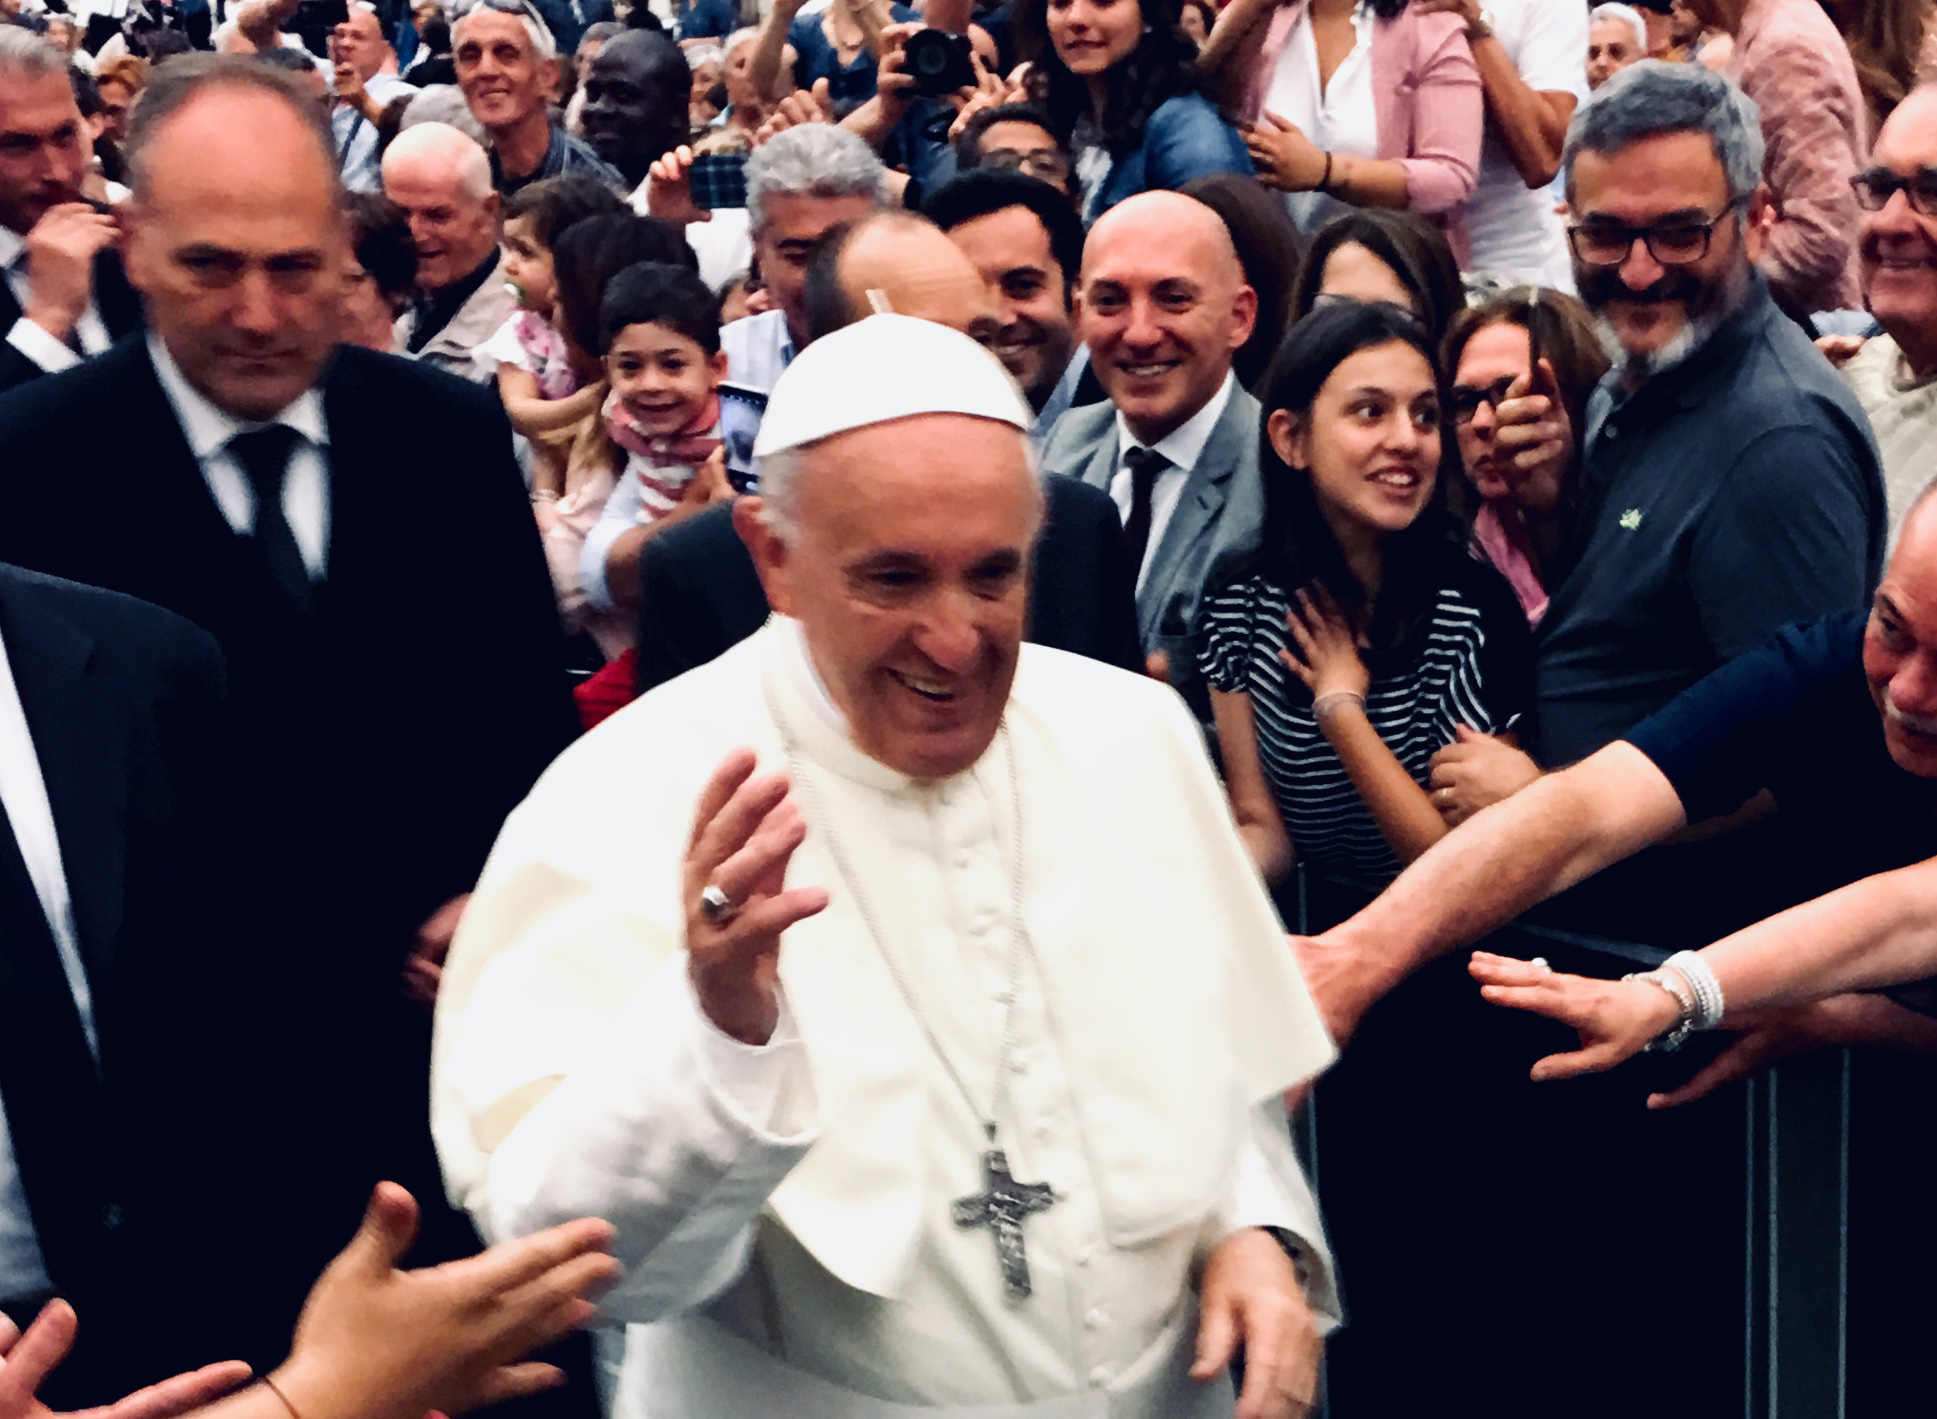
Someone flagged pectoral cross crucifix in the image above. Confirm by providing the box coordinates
[952,1146,1057,1300]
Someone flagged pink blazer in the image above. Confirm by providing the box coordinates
[1240,1,1482,263]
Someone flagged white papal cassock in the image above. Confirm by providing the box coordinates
[432,617,1340,1419]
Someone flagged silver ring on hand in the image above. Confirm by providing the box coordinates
[700,882,738,926]
[1530,957,1550,973]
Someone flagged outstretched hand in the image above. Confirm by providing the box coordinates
[1191,1229,1319,1419]
[270,1183,619,1419]
[0,1303,249,1419]
[1468,951,1680,1081]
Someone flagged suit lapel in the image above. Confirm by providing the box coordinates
[0,578,129,997]
[1075,414,1123,494]
[1136,391,1246,643]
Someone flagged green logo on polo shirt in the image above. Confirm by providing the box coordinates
[1619,508,1644,531]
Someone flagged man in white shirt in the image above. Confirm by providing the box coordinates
[329,4,418,193]
[1040,191,1263,715]
[435,313,1337,1419]
[1420,0,1588,288]
[0,28,141,394]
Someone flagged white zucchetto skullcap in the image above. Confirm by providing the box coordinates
[753,313,1033,459]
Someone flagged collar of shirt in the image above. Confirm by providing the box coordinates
[1112,368,1236,473]
[774,613,850,739]
[1031,345,1090,446]
[0,226,25,270]
[410,250,501,353]
[146,332,328,459]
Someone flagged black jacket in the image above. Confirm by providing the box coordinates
[0,338,579,1378]
[0,248,143,395]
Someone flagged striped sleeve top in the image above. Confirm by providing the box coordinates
[1199,549,1534,884]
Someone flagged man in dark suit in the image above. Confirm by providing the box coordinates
[0,563,241,1411]
[0,52,579,1395]
[0,29,143,393]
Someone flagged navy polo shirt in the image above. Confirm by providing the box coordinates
[1529,277,1885,769]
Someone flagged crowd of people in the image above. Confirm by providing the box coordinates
[0,0,1933,1410]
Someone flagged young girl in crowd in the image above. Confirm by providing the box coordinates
[571,262,737,727]
[541,216,702,657]
[1199,299,1532,887]
[1011,0,1253,221]
[1442,287,1608,625]
[479,174,626,526]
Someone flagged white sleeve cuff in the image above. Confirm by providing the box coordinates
[7,318,77,373]
[684,971,813,1139]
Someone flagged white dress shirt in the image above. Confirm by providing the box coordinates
[334,73,418,195]
[0,624,96,1301]
[0,224,111,376]
[1265,0,1380,233]
[1108,371,1236,594]
[1461,0,1587,289]
[148,335,332,578]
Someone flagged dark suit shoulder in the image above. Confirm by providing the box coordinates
[325,344,505,419]
[0,562,223,684]
[0,336,153,435]
[1042,475,1119,534]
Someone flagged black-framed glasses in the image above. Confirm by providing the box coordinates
[1851,166,1937,216]
[1566,203,1740,268]
[980,147,1070,182]
[1448,375,1519,426]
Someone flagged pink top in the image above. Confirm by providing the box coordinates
[1240,1,1482,263]
[1726,0,1866,314]
[1471,502,1548,626]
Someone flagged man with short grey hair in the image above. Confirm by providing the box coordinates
[453,0,620,196]
[383,120,515,381]
[0,27,142,392]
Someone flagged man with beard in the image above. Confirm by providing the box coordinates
[924,169,1093,444]
[1834,85,1937,543]
[1424,61,1881,882]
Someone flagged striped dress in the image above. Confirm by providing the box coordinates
[1199,548,1533,884]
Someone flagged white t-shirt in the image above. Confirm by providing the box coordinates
[1462,0,1588,289]
[1264,0,1380,234]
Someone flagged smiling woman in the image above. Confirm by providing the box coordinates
[1198,299,1533,885]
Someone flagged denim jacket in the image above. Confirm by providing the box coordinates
[1083,92,1254,222]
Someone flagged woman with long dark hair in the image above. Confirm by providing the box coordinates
[1011,0,1254,221]
[1199,300,1532,885]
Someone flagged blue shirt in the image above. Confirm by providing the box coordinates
[788,3,921,115]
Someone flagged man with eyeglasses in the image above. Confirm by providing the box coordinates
[954,105,1074,199]
[1419,63,1881,899]
[452,0,622,197]
[1833,86,1937,544]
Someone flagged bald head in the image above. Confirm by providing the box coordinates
[1083,190,1244,290]
[335,5,393,82]
[1076,190,1257,444]
[383,121,500,291]
[810,211,1000,345]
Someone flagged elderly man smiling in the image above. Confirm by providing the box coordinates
[434,314,1339,1419]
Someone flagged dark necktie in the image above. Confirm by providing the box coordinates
[0,791,111,1292]
[1119,445,1168,576]
[227,425,313,613]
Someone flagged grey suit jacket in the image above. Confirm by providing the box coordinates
[1041,383,1265,713]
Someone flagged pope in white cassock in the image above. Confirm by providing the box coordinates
[430,315,1341,1419]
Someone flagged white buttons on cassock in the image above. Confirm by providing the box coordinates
[1084,1307,1108,1331]
[1088,1366,1111,1388]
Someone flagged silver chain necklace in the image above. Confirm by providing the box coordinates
[763,682,1058,1299]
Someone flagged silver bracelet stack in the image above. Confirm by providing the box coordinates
[1620,952,1725,1054]
[1663,951,1726,1030]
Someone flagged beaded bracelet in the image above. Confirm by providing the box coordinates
[1622,969,1696,1053]
[1664,950,1726,1030]
[1312,690,1365,722]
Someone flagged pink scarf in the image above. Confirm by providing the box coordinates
[602,388,723,469]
